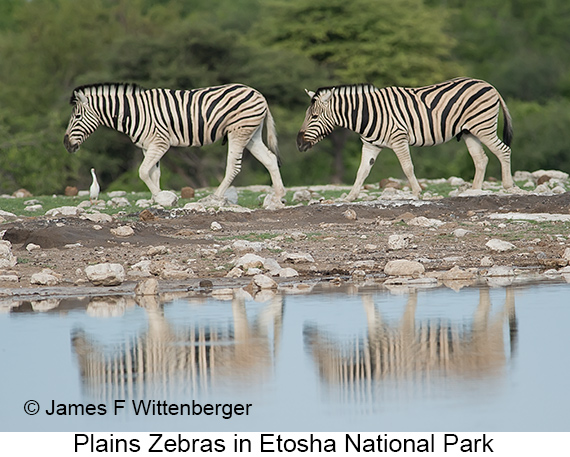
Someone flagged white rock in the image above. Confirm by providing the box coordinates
[252,274,277,289]
[441,265,477,281]
[563,248,570,261]
[210,221,223,231]
[480,256,494,267]
[30,270,60,286]
[26,243,41,252]
[45,206,84,217]
[0,241,17,269]
[486,239,516,252]
[532,169,569,181]
[262,257,282,275]
[292,189,312,202]
[136,199,152,208]
[278,267,299,278]
[246,267,263,276]
[448,176,466,186]
[182,202,207,212]
[0,274,18,282]
[153,190,178,207]
[235,253,265,269]
[384,259,425,277]
[407,216,444,227]
[147,245,170,256]
[0,210,16,218]
[111,225,134,237]
[83,212,113,223]
[290,231,307,241]
[485,266,515,277]
[232,239,265,253]
[107,191,127,197]
[226,267,244,278]
[85,263,126,286]
[282,252,315,263]
[453,228,470,238]
[388,234,413,250]
[131,259,152,273]
[107,197,131,207]
[24,205,43,212]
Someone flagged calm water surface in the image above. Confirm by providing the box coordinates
[1,282,569,432]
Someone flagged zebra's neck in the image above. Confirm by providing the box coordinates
[328,85,380,134]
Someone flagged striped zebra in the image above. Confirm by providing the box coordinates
[297,77,514,200]
[64,83,285,201]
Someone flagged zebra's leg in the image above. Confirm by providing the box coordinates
[390,140,422,196]
[346,141,382,201]
[246,127,286,199]
[212,130,248,199]
[463,133,488,190]
[477,134,514,189]
[139,147,166,197]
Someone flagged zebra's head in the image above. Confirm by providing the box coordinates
[63,90,100,153]
[296,88,336,152]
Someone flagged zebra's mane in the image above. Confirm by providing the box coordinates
[314,84,377,99]
[70,83,146,104]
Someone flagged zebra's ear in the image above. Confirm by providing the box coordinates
[74,91,88,105]
[305,89,315,99]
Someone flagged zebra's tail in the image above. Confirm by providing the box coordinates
[265,107,281,167]
[498,93,513,147]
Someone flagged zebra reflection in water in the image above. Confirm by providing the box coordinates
[72,294,283,402]
[303,288,517,403]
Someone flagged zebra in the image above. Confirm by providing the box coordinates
[297,77,514,200]
[64,83,285,202]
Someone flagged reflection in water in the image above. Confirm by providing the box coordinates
[303,288,517,403]
[72,293,283,402]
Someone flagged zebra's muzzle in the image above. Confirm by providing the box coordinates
[63,134,79,153]
[296,131,313,152]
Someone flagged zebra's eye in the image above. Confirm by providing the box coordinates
[74,113,82,120]
[311,114,319,120]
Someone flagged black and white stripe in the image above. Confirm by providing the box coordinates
[297,77,514,200]
[64,83,285,201]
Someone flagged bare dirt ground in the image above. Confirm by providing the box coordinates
[2,192,570,298]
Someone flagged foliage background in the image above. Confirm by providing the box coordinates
[0,0,569,195]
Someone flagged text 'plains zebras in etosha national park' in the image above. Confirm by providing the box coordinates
[63,83,285,202]
[297,77,514,201]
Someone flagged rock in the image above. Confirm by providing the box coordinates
[110,225,134,237]
[486,239,516,252]
[485,266,515,277]
[226,267,244,278]
[262,257,282,275]
[210,221,223,231]
[282,252,315,263]
[532,169,569,182]
[379,178,401,189]
[45,206,84,217]
[152,190,178,207]
[388,234,413,250]
[0,274,18,282]
[290,231,307,241]
[278,267,299,278]
[26,243,41,252]
[134,277,159,296]
[182,202,207,212]
[30,269,60,286]
[343,208,357,220]
[384,259,425,277]
[352,269,367,280]
[180,186,195,199]
[407,216,444,227]
[147,245,170,256]
[0,210,17,219]
[448,176,466,186]
[107,197,130,207]
[149,260,194,280]
[232,239,266,253]
[453,228,470,238]
[65,186,78,196]
[246,267,263,276]
[24,205,43,212]
[252,274,277,289]
[0,241,17,269]
[224,187,239,205]
[480,256,494,267]
[292,189,312,202]
[563,248,570,261]
[107,191,127,197]
[85,263,126,286]
[83,212,113,223]
[136,199,153,208]
[235,253,265,269]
